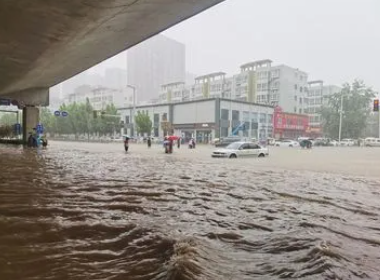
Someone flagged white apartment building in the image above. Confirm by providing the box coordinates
[158,82,189,103]
[154,60,309,116]
[307,80,341,131]
[232,60,309,114]
[63,86,134,110]
[191,72,231,99]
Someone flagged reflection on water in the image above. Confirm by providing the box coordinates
[0,143,379,280]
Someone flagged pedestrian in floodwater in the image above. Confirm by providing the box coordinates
[147,137,152,148]
[163,137,169,153]
[177,138,180,149]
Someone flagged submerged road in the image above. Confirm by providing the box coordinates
[0,141,379,279]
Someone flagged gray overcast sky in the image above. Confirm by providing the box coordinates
[94,0,380,91]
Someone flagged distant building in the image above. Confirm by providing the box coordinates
[63,86,134,110]
[307,80,341,136]
[154,59,308,115]
[118,98,274,140]
[232,60,309,114]
[192,72,230,99]
[127,34,186,103]
[159,82,189,103]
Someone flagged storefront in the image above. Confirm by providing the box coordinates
[273,107,309,139]
[173,123,215,143]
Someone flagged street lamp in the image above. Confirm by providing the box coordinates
[127,84,136,137]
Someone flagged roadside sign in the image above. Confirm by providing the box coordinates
[0,98,11,106]
[61,111,68,117]
[54,110,61,117]
[36,124,44,134]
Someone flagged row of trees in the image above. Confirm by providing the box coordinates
[40,99,121,138]
[134,111,173,136]
[320,80,376,139]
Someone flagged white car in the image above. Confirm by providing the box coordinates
[275,139,299,147]
[211,141,269,158]
[340,139,355,146]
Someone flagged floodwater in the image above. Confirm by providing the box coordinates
[0,141,380,280]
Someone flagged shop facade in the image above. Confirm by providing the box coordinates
[118,98,274,141]
[273,106,309,139]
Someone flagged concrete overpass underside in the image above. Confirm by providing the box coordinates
[0,0,224,104]
[0,0,224,141]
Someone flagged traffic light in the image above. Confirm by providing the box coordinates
[374,99,379,112]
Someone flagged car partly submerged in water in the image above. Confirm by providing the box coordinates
[211,141,269,158]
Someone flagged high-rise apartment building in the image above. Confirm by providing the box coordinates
[307,80,341,134]
[127,34,186,103]
[155,60,309,117]
[232,60,309,114]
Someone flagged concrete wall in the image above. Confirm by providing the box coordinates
[173,100,215,124]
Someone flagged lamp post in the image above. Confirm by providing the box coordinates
[127,85,136,137]
[338,91,344,143]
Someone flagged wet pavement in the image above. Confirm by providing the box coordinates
[0,141,379,280]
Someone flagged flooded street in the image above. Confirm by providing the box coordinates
[1,141,380,279]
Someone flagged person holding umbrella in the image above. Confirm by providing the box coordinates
[166,135,179,154]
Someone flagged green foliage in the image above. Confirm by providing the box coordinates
[0,112,17,126]
[135,111,152,135]
[40,99,121,137]
[321,80,375,139]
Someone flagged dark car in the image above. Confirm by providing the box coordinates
[215,137,242,147]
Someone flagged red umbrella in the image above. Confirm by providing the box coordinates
[167,135,179,141]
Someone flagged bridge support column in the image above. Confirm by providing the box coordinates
[22,106,39,144]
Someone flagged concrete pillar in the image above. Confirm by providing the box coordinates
[22,106,39,143]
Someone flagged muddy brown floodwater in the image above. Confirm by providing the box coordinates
[0,141,380,280]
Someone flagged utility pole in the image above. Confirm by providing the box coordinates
[127,85,136,137]
[338,92,344,143]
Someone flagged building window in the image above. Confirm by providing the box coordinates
[294,84,298,90]
[294,95,297,101]
[154,113,159,126]
[221,109,229,120]
[232,110,240,121]
[259,113,266,123]
[243,111,250,122]
[251,113,258,123]
[125,116,130,124]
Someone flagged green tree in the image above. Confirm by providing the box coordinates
[40,107,57,136]
[321,80,375,139]
[38,101,121,138]
[135,111,152,135]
